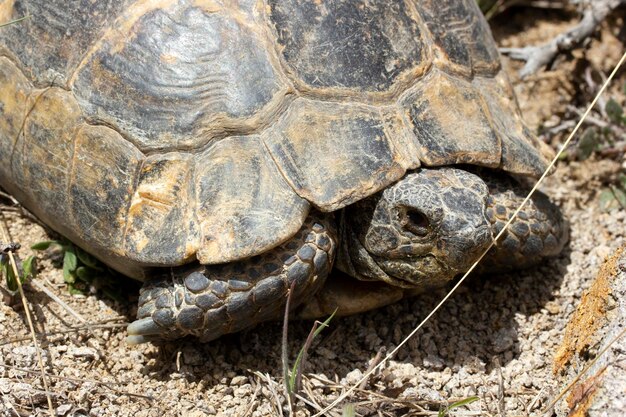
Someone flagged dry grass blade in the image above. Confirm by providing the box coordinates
[0,322,127,346]
[0,364,154,402]
[242,379,262,417]
[312,49,626,417]
[26,278,111,350]
[501,0,625,77]
[253,371,285,417]
[0,15,29,28]
[1,213,55,416]
[0,190,19,204]
[28,279,86,323]
[358,347,386,390]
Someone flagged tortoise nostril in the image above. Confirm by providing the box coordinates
[402,208,430,237]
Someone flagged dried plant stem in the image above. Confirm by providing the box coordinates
[29,279,87,324]
[312,49,626,417]
[0,364,153,402]
[501,0,626,77]
[7,252,55,415]
[358,347,386,390]
[1,213,55,416]
[0,322,127,346]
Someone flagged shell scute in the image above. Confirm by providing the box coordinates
[268,0,428,95]
[0,57,34,195]
[417,0,500,75]
[69,125,144,259]
[401,70,501,168]
[194,136,309,264]
[263,99,417,211]
[19,88,83,229]
[124,154,200,266]
[72,2,285,151]
[0,0,132,84]
[474,73,552,176]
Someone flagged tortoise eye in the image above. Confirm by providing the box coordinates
[401,208,430,237]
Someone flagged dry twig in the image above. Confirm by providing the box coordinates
[0,364,154,402]
[0,322,127,346]
[1,213,55,416]
[501,0,626,77]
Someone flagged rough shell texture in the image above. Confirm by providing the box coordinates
[0,0,553,278]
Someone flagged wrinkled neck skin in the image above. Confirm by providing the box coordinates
[337,167,492,289]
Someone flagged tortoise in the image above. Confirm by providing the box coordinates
[0,0,566,343]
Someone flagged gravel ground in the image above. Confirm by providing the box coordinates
[1,6,625,417]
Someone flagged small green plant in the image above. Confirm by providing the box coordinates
[31,239,129,301]
[606,98,626,125]
[599,174,626,212]
[286,309,336,395]
[576,127,600,160]
[560,83,626,212]
[560,83,626,162]
[438,396,480,417]
[281,281,337,413]
[1,243,36,292]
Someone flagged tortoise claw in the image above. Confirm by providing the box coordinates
[127,317,162,337]
[125,334,153,345]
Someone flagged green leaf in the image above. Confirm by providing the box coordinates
[62,258,75,284]
[341,404,356,417]
[447,396,480,410]
[619,174,626,189]
[605,98,624,125]
[63,248,78,272]
[2,258,18,292]
[288,309,337,393]
[21,255,36,279]
[577,127,598,160]
[610,185,626,209]
[439,396,480,417]
[75,266,98,283]
[74,247,101,269]
[31,240,61,251]
[68,283,86,295]
[599,188,620,212]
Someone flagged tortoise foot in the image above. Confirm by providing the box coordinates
[126,214,337,344]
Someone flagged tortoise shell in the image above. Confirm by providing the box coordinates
[0,0,553,278]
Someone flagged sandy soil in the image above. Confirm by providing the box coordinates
[1,5,625,417]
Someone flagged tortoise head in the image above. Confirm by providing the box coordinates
[338,167,493,289]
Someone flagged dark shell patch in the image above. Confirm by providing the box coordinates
[268,0,426,93]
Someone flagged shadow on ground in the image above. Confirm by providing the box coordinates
[131,243,572,388]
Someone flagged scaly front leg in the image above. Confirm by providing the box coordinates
[126,213,337,344]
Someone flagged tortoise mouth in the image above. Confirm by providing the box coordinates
[338,225,456,289]
[373,254,456,288]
